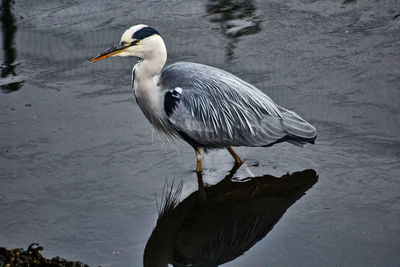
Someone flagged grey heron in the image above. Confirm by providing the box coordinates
[89,24,317,173]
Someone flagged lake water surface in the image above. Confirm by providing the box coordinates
[1,0,399,266]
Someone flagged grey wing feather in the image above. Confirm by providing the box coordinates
[160,62,316,147]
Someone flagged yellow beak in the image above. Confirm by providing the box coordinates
[89,42,128,63]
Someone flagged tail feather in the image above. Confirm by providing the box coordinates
[278,106,317,143]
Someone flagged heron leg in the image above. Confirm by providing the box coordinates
[226,146,244,164]
[195,147,206,200]
[221,160,243,182]
[196,147,204,172]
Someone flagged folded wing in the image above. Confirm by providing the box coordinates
[160,62,316,148]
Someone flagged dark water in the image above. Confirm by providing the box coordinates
[0,0,24,92]
[1,0,399,266]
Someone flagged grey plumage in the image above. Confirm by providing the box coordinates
[89,24,317,172]
[158,62,316,148]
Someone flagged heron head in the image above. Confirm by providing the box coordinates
[89,24,165,62]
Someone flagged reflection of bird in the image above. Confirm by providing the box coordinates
[1,0,24,92]
[89,25,317,173]
[143,168,318,266]
[205,0,261,60]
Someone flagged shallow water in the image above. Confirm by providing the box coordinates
[1,0,399,266]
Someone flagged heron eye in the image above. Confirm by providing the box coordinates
[120,41,128,46]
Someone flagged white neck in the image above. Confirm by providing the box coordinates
[135,35,167,79]
[136,50,166,79]
[132,36,168,131]
[133,34,167,99]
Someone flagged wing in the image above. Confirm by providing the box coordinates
[160,62,315,147]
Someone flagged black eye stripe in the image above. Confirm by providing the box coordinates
[120,40,139,47]
[131,27,160,40]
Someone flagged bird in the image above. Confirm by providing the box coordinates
[89,24,317,174]
[143,169,318,266]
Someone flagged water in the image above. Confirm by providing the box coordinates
[1,0,399,266]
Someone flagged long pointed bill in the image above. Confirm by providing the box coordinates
[89,42,127,63]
